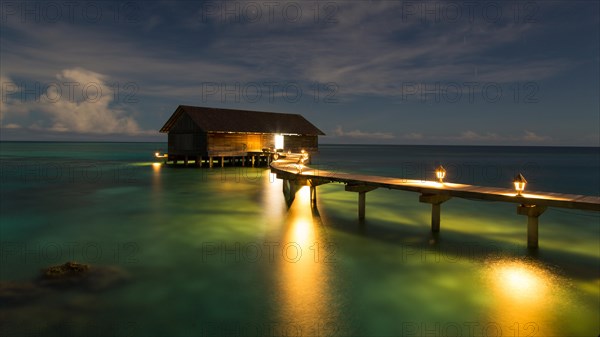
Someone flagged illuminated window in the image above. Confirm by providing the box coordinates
[275,134,284,150]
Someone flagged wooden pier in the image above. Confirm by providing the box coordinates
[163,151,274,168]
[270,155,600,249]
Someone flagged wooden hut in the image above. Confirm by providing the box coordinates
[159,105,325,166]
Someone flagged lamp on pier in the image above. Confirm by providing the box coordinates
[301,149,309,164]
[513,173,527,196]
[435,165,446,183]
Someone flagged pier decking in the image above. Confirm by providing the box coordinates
[270,155,600,249]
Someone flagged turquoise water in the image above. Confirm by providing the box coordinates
[1,142,598,336]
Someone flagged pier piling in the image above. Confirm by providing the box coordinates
[419,194,452,232]
[518,205,547,249]
[345,184,378,220]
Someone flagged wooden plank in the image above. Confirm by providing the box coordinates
[271,156,600,212]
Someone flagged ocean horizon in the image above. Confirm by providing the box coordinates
[1,142,598,336]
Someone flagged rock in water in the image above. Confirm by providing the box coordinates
[38,261,91,288]
[37,261,130,291]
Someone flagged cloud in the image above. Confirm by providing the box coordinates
[402,132,424,140]
[0,74,8,122]
[455,130,550,143]
[0,73,32,123]
[457,131,501,141]
[333,125,395,140]
[0,1,571,101]
[2,68,147,135]
[522,130,550,142]
[43,68,142,134]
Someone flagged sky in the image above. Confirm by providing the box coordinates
[0,0,598,146]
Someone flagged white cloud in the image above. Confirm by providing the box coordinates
[458,131,501,141]
[42,68,142,134]
[402,132,424,140]
[522,130,550,142]
[455,130,550,143]
[333,125,395,140]
[2,68,146,135]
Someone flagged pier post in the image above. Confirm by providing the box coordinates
[310,185,317,207]
[517,205,547,249]
[283,179,289,195]
[209,157,213,168]
[345,184,378,220]
[419,194,452,232]
[184,156,188,166]
[358,192,366,219]
[252,156,255,167]
[221,156,225,168]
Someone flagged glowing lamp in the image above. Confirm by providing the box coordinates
[435,165,446,183]
[513,173,527,196]
[155,152,160,157]
[301,149,309,163]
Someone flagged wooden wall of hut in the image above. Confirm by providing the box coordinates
[167,113,207,155]
[283,135,318,152]
[207,133,275,156]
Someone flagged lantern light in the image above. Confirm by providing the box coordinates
[435,165,447,183]
[513,173,527,196]
[301,149,309,163]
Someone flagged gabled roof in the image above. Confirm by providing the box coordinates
[159,105,325,135]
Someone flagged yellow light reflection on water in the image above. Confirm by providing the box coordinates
[277,186,333,334]
[486,259,558,335]
[151,162,163,209]
[495,263,546,301]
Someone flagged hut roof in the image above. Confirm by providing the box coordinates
[159,105,325,135]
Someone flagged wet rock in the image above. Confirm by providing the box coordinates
[37,261,91,288]
[37,261,130,291]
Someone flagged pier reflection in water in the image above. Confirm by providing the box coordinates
[276,185,337,335]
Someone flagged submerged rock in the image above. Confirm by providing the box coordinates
[1,262,130,308]
[37,261,130,291]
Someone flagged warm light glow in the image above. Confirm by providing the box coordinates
[513,173,527,196]
[485,259,557,335]
[275,134,284,150]
[435,165,446,183]
[152,162,162,170]
[155,152,160,157]
[277,185,332,328]
[500,265,537,294]
[488,260,553,303]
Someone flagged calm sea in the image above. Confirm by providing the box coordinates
[1,142,598,337]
